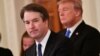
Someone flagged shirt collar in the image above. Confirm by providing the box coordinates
[36,29,51,55]
[36,29,51,44]
[67,19,82,37]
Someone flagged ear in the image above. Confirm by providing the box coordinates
[75,10,81,17]
[44,20,49,27]
[46,20,48,24]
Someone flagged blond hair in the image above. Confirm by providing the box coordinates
[57,0,83,16]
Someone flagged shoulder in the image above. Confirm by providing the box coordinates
[0,47,10,52]
[25,44,36,56]
[74,21,100,36]
[57,29,66,37]
[76,22,100,41]
[50,31,68,45]
[84,24,100,39]
[83,24,100,35]
[58,29,66,34]
[50,31,66,41]
[0,47,13,56]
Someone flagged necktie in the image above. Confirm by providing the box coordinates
[65,29,71,38]
[38,44,42,56]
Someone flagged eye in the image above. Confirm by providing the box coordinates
[63,8,68,11]
[32,18,39,22]
[24,21,30,24]
[32,18,40,23]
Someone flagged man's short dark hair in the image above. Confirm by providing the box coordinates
[20,3,49,21]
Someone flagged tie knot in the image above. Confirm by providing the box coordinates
[38,43,42,50]
[65,29,71,38]
[38,44,42,47]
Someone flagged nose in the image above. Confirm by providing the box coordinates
[59,12,64,17]
[29,22,35,29]
[58,10,64,16]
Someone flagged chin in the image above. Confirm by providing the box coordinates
[61,22,66,25]
[31,35,38,38]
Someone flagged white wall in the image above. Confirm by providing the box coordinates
[0,0,100,56]
[82,0,100,31]
[0,0,33,56]
[95,0,100,31]
[0,0,8,47]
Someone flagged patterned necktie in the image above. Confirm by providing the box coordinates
[38,44,42,56]
[65,29,71,38]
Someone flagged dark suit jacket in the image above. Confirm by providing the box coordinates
[25,31,68,56]
[58,21,100,56]
[0,47,13,56]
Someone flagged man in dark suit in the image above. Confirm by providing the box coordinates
[20,3,68,56]
[57,0,100,56]
[0,33,13,56]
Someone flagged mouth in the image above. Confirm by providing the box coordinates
[28,30,38,37]
[60,18,66,21]
[30,30,38,34]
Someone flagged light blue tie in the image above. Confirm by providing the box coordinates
[65,29,71,38]
[38,44,42,56]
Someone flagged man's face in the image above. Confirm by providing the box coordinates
[58,2,80,27]
[23,11,48,40]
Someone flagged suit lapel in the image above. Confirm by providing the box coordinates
[33,44,37,56]
[27,43,37,56]
[43,32,56,56]
[69,21,86,45]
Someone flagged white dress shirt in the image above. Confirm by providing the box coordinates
[36,30,51,56]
